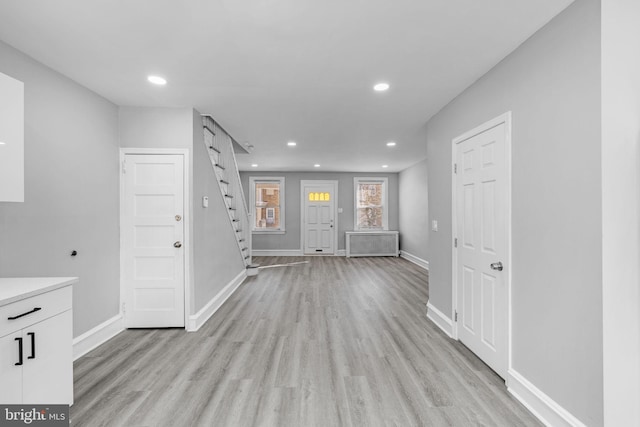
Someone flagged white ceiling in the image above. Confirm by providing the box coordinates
[0,0,573,172]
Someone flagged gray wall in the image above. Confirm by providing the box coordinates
[192,111,246,313]
[119,107,194,149]
[601,0,640,423]
[398,159,428,261]
[240,171,399,251]
[0,41,120,337]
[425,0,602,425]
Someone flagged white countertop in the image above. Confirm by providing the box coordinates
[0,277,78,307]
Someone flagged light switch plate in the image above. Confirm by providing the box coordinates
[432,220,438,231]
[338,207,343,214]
[202,196,209,208]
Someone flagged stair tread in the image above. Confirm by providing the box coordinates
[203,124,216,136]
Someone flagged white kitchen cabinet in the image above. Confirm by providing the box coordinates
[0,278,76,405]
[0,330,22,403]
[22,310,73,404]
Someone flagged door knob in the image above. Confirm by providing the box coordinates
[174,241,182,248]
[490,262,503,271]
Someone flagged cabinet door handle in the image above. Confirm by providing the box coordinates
[27,332,35,359]
[8,307,42,320]
[14,337,23,366]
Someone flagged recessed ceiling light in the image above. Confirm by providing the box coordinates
[251,164,258,168]
[287,141,297,146]
[382,165,389,168]
[0,142,5,145]
[374,82,390,92]
[314,164,320,168]
[147,75,167,85]
[386,141,396,147]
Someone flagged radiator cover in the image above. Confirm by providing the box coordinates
[345,231,399,257]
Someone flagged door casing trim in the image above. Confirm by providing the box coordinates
[300,180,339,255]
[119,148,191,329]
[450,112,512,378]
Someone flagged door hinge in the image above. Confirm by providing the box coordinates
[454,237,458,248]
[455,311,458,322]
[121,302,126,314]
[454,163,457,174]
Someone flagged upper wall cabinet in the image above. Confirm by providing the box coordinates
[0,72,24,202]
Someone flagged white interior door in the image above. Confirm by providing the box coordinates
[455,119,509,378]
[122,154,185,328]
[302,181,337,254]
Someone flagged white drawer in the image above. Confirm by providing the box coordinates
[0,286,71,337]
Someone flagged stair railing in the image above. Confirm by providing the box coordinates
[202,115,252,267]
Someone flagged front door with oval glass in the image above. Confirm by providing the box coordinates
[302,181,337,255]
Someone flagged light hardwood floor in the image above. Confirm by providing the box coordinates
[71,256,541,426]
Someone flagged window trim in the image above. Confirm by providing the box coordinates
[249,176,285,233]
[353,177,389,231]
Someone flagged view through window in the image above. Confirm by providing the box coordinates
[354,177,388,230]
[250,177,285,232]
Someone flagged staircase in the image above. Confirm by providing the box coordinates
[202,115,253,269]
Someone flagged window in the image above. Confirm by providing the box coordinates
[249,177,285,232]
[308,192,331,202]
[354,177,388,230]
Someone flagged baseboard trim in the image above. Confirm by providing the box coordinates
[252,249,303,257]
[507,369,586,427]
[187,269,247,332]
[426,301,453,338]
[336,249,346,256]
[73,313,124,360]
[400,250,429,270]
